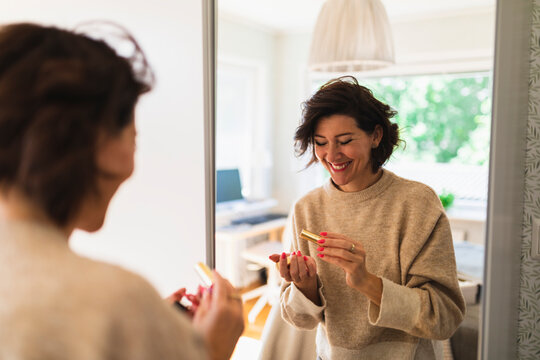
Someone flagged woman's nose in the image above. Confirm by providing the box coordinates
[326,143,340,162]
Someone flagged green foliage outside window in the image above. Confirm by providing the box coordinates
[358,73,492,165]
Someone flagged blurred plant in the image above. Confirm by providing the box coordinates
[360,73,492,166]
[439,190,455,209]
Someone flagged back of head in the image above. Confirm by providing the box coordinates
[0,22,153,226]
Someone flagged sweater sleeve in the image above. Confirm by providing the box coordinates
[280,279,327,330]
[367,214,466,340]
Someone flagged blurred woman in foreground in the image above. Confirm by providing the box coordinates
[0,22,243,360]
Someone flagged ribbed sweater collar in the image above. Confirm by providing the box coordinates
[322,168,395,203]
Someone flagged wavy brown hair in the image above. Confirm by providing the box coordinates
[0,22,153,226]
[295,76,401,173]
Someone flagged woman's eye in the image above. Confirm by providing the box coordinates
[314,141,327,146]
[339,139,352,145]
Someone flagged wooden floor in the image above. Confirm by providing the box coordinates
[241,296,273,340]
[239,281,273,340]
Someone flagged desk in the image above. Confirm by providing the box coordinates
[215,218,287,288]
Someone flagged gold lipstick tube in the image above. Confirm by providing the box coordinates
[194,262,214,287]
[300,229,323,246]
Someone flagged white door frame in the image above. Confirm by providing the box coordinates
[481,0,532,358]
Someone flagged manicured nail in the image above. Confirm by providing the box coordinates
[317,247,324,251]
[317,253,324,258]
[281,252,286,259]
[320,231,327,236]
[303,256,308,261]
[318,239,326,244]
[292,251,296,256]
[297,250,302,256]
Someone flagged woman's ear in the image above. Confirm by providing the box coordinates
[95,122,136,180]
[372,125,383,148]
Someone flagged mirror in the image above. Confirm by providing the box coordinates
[213,0,533,358]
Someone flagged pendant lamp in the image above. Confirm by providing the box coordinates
[308,0,395,72]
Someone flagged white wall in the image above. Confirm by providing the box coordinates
[1,0,209,295]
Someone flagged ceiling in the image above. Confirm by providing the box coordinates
[218,0,496,32]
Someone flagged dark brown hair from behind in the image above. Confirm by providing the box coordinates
[295,76,401,173]
[0,22,154,226]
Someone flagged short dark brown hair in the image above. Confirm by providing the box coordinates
[0,22,153,226]
[295,76,400,172]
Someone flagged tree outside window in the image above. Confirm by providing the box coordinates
[312,72,492,204]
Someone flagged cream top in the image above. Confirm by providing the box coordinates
[0,219,208,360]
[280,169,465,360]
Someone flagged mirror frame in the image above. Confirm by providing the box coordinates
[209,0,533,358]
[203,0,216,268]
[481,0,532,358]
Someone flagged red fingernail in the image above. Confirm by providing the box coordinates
[317,247,324,251]
[318,239,325,244]
[292,251,296,256]
[281,252,286,259]
[317,253,324,258]
[320,232,327,236]
[304,256,308,261]
[297,250,302,256]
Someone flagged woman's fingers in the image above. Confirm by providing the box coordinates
[318,245,365,261]
[290,252,314,283]
[275,251,316,283]
[305,255,317,277]
[164,287,187,304]
[278,252,293,282]
[320,231,349,240]
[319,231,364,254]
[193,270,244,360]
[269,253,281,263]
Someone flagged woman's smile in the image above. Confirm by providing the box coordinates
[314,114,382,192]
[328,161,352,172]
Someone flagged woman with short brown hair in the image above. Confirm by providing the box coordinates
[271,76,465,359]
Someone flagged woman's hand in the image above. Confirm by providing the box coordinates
[316,231,382,305]
[192,271,244,360]
[165,287,187,305]
[269,251,320,305]
[165,285,206,317]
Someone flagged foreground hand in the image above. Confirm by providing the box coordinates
[192,271,245,360]
[269,251,320,305]
[166,286,206,317]
[316,232,382,305]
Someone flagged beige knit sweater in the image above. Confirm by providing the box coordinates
[0,219,208,360]
[280,169,466,360]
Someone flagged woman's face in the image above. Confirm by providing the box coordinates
[314,114,382,192]
[73,120,137,232]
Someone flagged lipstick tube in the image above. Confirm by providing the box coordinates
[194,262,214,287]
[300,229,323,246]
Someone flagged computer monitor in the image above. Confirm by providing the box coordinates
[216,168,244,203]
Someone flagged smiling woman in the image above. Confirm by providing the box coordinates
[312,114,383,192]
[270,75,466,360]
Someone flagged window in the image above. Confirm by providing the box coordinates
[311,72,492,204]
[217,60,271,200]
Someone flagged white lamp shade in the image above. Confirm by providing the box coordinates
[308,0,395,72]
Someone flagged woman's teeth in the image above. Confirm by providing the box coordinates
[331,162,350,170]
